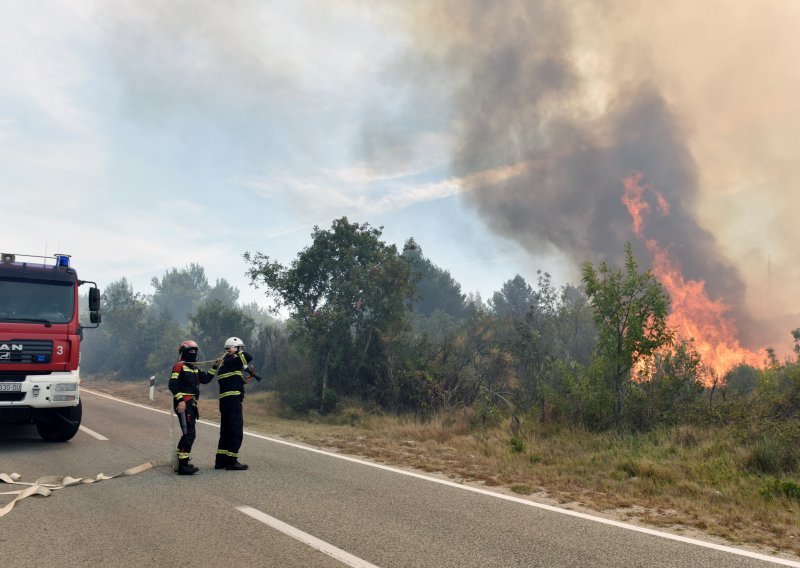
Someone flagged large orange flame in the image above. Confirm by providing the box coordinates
[622,173,762,384]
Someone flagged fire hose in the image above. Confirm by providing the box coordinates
[162,353,260,469]
[2,355,257,518]
[186,353,262,381]
[0,462,153,518]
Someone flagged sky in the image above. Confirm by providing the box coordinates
[2,1,800,349]
[0,0,547,309]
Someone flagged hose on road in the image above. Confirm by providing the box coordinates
[0,462,153,518]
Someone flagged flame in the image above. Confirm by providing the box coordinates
[622,173,762,384]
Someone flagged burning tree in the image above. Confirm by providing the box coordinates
[621,173,763,382]
[582,244,673,423]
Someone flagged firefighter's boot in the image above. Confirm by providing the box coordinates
[226,460,249,471]
[177,458,199,475]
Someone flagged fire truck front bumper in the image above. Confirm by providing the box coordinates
[0,370,81,409]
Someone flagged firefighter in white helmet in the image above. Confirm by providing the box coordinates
[209,336,256,470]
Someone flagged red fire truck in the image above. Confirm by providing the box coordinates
[0,252,101,441]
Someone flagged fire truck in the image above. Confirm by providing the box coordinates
[0,252,101,442]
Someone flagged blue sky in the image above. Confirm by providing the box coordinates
[0,1,567,307]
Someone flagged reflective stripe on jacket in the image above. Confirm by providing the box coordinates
[210,351,253,399]
[168,363,213,405]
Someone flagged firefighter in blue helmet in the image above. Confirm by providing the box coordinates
[169,340,214,475]
[210,336,255,470]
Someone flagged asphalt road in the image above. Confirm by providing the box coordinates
[1,389,798,568]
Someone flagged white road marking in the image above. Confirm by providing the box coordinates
[80,389,800,567]
[79,425,109,441]
[236,505,380,568]
[82,389,172,416]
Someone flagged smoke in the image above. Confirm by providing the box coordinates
[84,0,800,349]
[379,0,800,349]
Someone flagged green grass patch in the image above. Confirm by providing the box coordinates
[760,477,800,502]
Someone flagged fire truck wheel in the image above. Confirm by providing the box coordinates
[35,400,82,442]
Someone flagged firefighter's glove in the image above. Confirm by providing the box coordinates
[177,400,186,413]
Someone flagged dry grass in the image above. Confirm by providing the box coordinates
[85,379,800,559]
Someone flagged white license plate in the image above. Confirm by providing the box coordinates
[0,383,21,392]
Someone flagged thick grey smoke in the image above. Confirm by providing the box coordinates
[85,0,799,349]
[390,1,764,345]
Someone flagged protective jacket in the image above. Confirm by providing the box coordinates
[169,362,214,408]
[210,351,254,400]
[211,350,254,467]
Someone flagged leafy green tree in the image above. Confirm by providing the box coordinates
[490,274,536,321]
[188,299,255,359]
[556,284,597,365]
[464,291,487,313]
[490,272,596,422]
[207,278,240,306]
[635,339,704,427]
[413,311,511,410]
[402,238,468,319]
[144,309,187,376]
[504,272,559,414]
[581,243,672,422]
[413,309,460,343]
[241,301,275,327]
[245,218,413,409]
[248,319,311,397]
[81,278,150,377]
[150,264,210,325]
[724,364,759,397]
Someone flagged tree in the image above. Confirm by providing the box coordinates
[81,278,150,377]
[189,299,255,359]
[637,339,704,427]
[556,284,596,365]
[206,278,240,306]
[581,243,672,422]
[150,264,210,325]
[402,238,468,319]
[503,272,559,414]
[144,308,187,376]
[724,364,759,397]
[245,218,413,409]
[490,274,536,321]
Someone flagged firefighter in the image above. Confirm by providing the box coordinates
[169,340,214,475]
[210,336,255,471]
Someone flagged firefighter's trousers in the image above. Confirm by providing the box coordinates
[217,395,244,463]
[175,401,198,460]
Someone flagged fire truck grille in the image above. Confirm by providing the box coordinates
[0,340,53,364]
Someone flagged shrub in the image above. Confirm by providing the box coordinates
[616,458,640,478]
[745,437,798,475]
[281,390,318,413]
[471,395,503,431]
[508,436,525,453]
[760,478,800,502]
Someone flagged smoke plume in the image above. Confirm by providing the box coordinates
[386,0,800,350]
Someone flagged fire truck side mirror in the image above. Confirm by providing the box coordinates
[89,288,101,312]
[90,311,102,324]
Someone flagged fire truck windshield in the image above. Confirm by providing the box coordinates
[0,279,74,325]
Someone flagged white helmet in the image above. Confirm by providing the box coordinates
[224,336,245,349]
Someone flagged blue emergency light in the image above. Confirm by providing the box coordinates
[55,255,71,267]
